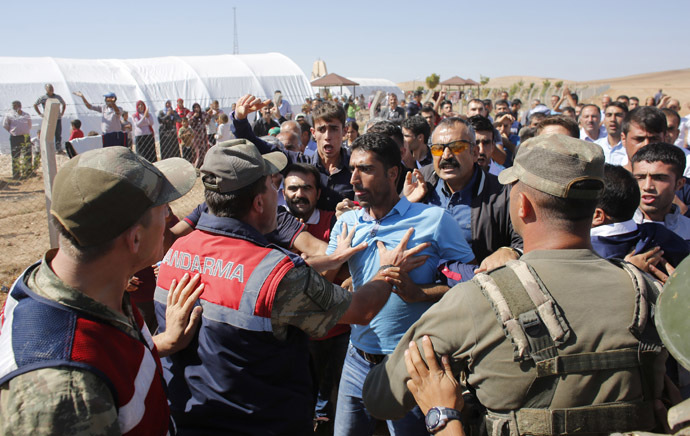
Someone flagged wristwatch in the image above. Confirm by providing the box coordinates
[425,406,463,434]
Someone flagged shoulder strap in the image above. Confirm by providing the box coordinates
[473,260,570,363]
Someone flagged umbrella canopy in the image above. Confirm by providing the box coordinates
[310,73,359,87]
[439,76,469,86]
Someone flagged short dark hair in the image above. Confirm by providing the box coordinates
[312,101,345,127]
[621,106,667,136]
[511,98,522,106]
[630,97,640,104]
[494,99,509,108]
[71,119,81,129]
[597,164,640,222]
[528,112,547,125]
[562,107,576,118]
[570,93,579,104]
[441,99,453,108]
[402,115,431,143]
[366,120,404,149]
[605,101,629,114]
[285,163,321,190]
[350,132,401,170]
[661,108,681,126]
[536,115,580,138]
[631,142,686,180]
[617,95,630,102]
[517,179,602,227]
[204,174,268,219]
[468,115,494,135]
[346,120,359,134]
[482,99,493,107]
[468,99,483,107]
[53,208,152,260]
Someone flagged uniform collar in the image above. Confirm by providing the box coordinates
[196,212,270,247]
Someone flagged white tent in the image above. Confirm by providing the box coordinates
[0,53,313,153]
[313,77,402,100]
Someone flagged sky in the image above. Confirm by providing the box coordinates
[5,0,689,85]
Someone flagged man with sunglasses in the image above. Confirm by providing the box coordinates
[403,117,522,279]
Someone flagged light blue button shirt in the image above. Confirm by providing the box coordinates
[326,197,474,354]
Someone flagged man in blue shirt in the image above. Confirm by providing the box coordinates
[327,132,475,436]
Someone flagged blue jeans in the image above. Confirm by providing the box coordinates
[334,343,427,436]
[309,330,350,419]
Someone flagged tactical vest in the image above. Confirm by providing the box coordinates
[472,259,664,436]
[0,264,172,436]
[155,228,314,435]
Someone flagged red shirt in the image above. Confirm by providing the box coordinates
[68,129,84,141]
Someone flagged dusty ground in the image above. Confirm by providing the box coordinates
[0,152,204,305]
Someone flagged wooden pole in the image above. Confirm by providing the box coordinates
[40,99,60,248]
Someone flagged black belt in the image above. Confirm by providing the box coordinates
[355,347,386,365]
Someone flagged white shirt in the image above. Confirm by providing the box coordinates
[3,110,32,136]
[634,206,690,241]
[594,136,627,166]
[579,125,607,142]
[590,219,638,237]
[215,123,234,142]
[675,116,689,148]
[488,160,505,176]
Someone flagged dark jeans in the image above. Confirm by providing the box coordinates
[102,131,127,148]
[55,119,62,151]
[159,129,180,159]
[309,331,350,420]
[135,134,157,162]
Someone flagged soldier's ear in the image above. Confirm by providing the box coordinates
[592,208,607,227]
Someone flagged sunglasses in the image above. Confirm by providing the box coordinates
[430,140,471,156]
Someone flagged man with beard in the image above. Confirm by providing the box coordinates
[328,132,474,436]
[403,117,522,278]
[468,115,503,175]
[281,162,348,431]
[595,101,628,165]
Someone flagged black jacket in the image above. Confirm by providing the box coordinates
[419,164,522,263]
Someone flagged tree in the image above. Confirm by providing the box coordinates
[517,79,525,88]
[529,82,535,90]
[509,83,520,97]
[542,79,551,90]
[480,75,490,86]
[416,86,425,92]
[554,80,563,90]
[426,73,440,90]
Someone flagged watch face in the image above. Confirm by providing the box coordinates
[426,408,441,429]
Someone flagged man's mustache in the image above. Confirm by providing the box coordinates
[439,158,460,169]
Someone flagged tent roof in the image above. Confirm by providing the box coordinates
[439,76,469,86]
[311,73,359,87]
[0,52,314,153]
[464,78,480,86]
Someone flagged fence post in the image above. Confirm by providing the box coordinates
[40,98,60,248]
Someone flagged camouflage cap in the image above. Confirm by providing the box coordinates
[200,139,287,193]
[656,256,690,371]
[51,146,196,247]
[498,134,604,199]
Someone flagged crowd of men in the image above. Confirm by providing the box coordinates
[2,84,690,436]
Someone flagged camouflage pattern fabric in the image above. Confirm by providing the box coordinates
[271,265,352,341]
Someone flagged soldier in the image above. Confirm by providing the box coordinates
[363,134,669,435]
[154,139,428,435]
[0,146,201,435]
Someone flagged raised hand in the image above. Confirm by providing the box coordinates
[235,94,272,120]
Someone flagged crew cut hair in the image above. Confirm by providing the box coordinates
[621,106,667,136]
[631,142,686,180]
[350,133,401,170]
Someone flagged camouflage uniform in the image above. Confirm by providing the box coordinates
[0,250,141,436]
